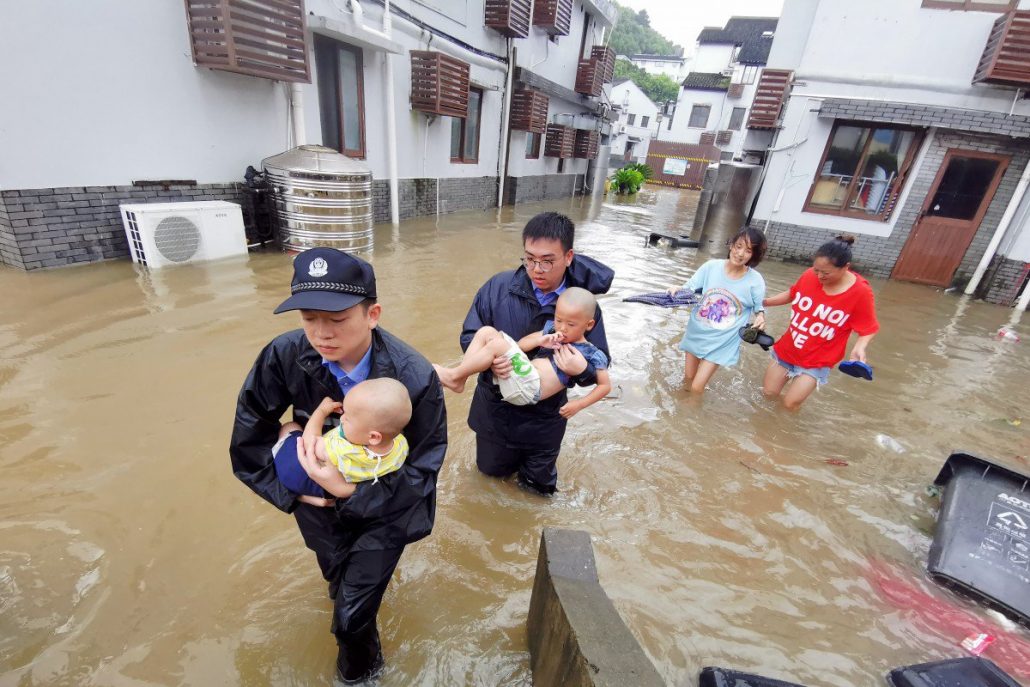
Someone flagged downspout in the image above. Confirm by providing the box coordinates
[497,39,514,208]
[382,0,400,225]
[291,83,306,145]
[965,158,1030,296]
[350,0,399,225]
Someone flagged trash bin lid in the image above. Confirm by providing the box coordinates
[933,452,1030,488]
[699,667,809,687]
[887,656,1021,687]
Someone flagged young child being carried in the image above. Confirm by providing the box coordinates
[272,377,412,500]
[434,287,611,419]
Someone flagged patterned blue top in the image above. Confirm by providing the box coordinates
[678,259,766,367]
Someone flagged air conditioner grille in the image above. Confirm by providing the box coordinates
[153,216,201,263]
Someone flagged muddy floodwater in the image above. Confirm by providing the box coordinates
[2,187,1030,686]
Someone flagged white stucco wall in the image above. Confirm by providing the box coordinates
[661,90,727,145]
[692,44,735,75]
[608,81,658,160]
[0,0,292,189]
[2,0,598,192]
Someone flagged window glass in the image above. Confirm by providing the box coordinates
[810,126,872,210]
[627,114,636,125]
[463,89,482,161]
[450,117,461,159]
[806,122,923,220]
[728,107,746,131]
[526,132,541,158]
[339,47,362,153]
[927,157,1000,220]
[641,116,650,127]
[689,105,711,128]
[846,128,918,215]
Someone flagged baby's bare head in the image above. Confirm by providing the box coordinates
[556,287,596,320]
[345,378,412,439]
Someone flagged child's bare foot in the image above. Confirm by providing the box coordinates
[433,364,467,393]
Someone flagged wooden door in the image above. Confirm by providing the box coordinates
[893,150,1009,286]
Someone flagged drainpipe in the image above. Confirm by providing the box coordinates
[1017,269,1030,311]
[350,0,399,224]
[290,83,306,146]
[497,39,514,208]
[382,0,400,225]
[964,158,1030,296]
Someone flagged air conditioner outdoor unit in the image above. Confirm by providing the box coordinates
[119,201,248,268]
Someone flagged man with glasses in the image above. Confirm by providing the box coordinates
[459,212,613,495]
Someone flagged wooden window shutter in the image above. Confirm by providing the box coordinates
[573,129,599,159]
[533,0,573,36]
[484,0,532,38]
[716,130,733,146]
[591,46,616,83]
[544,124,576,158]
[184,0,310,82]
[974,10,1030,87]
[510,89,549,133]
[575,59,604,96]
[747,69,793,129]
[410,51,471,118]
[727,83,744,99]
[699,131,717,146]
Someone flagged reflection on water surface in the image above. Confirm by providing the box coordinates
[1,187,1029,686]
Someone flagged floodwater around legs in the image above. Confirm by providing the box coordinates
[2,187,1030,686]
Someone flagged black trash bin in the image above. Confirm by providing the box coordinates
[928,452,1030,624]
[699,667,808,687]
[887,656,1021,687]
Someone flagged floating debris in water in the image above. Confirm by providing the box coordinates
[961,632,995,656]
[996,327,1021,342]
[875,434,906,453]
[1006,418,1022,427]
[825,458,849,466]
[925,485,941,498]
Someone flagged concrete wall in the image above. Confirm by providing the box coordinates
[527,528,664,687]
[692,43,735,74]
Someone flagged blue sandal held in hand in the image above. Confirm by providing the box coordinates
[838,360,873,380]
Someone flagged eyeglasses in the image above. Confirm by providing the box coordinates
[521,257,555,273]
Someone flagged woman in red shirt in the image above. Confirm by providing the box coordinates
[762,235,879,410]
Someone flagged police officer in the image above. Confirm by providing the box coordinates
[460,212,613,494]
[230,248,447,683]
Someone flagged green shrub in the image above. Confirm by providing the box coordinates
[623,162,654,180]
[612,168,645,195]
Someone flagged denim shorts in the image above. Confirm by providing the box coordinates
[770,349,831,386]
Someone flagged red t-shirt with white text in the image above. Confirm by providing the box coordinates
[772,268,879,369]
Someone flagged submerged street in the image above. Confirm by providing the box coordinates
[1,186,1029,686]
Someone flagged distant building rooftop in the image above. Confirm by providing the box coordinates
[697,16,778,65]
[628,54,684,62]
[681,72,730,91]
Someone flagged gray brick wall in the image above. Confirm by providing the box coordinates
[505,174,585,204]
[1,173,586,271]
[759,127,1030,289]
[0,183,241,271]
[0,194,23,269]
[820,98,1030,139]
[982,255,1030,305]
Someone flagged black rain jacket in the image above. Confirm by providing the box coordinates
[460,255,614,449]
[230,327,447,551]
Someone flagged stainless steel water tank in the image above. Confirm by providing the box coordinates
[262,145,374,253]
[699,162,762,255]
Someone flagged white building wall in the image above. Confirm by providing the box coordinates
[662,90,727,146]
[753,0,1030,240]
[608,81,658,162]
[692,44,735,74]
[1,0,602,192]
[0,0,292,189]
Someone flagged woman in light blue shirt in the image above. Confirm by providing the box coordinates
[669,227,768,394]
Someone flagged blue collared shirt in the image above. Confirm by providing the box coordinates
[321,343,373,395]
[533,278,567,307]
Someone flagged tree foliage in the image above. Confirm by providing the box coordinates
[609,3,682,58]
[614,59,680,105]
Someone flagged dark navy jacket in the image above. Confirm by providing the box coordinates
[230,327,447,550]
[460,255,614,449]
